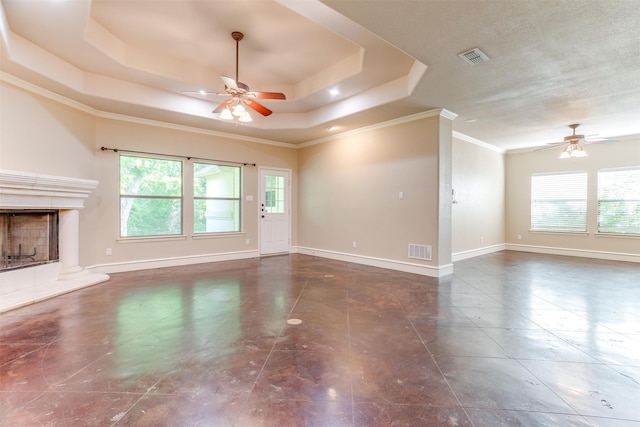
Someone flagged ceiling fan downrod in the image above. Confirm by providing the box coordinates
[565,123,584,142]
[231,31,243,83]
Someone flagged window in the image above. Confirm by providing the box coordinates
[531,172,587,232]
[597,167,640,235]
[120,155,182,237]
[193,163,241,233]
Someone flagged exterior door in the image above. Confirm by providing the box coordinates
[259,168,290,255]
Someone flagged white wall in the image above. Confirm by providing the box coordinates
[452,137,505,259]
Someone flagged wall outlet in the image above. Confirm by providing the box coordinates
[517,234,522,240]
[106,248,112,256]
[245,238,250,245]
[352,241,357,248]
[480,236,484,243]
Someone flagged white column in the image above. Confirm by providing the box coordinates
[57,209,86,280]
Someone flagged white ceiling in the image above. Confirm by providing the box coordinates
[1,0,639,150]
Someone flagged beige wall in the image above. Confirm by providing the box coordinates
[0,82,96,178]
[297,114,450,268]
[1,82,100,270]
[506,137,640,256]
[3,77,637,273]
[89,118,298,268]
[1,81,298,269]
[452,138,505,255]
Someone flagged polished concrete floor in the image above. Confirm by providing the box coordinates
[1,251,639,426]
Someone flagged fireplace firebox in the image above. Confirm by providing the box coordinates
[0,210,59,271]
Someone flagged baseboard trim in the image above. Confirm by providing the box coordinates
[505,244,640,263]
[452,244,506,262]
[85,243,638,278]
[87,250,261,274]
[293,246,453,277]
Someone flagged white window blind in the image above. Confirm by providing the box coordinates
[597,167,640,235]
[531,172,587,232]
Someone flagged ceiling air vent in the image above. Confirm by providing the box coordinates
[458,47,490,65]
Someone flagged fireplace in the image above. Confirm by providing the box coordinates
[1,210,59,271]
[0,169,109,312]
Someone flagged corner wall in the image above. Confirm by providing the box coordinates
[452,137,506,260]
[505,136,640,262]
[296,112,453,276]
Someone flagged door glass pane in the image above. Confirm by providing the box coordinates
[264,175,285,214]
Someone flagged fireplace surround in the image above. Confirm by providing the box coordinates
[0,169,109,312]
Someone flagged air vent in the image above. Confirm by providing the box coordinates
[408,244,432,261]
[458,47,490,65]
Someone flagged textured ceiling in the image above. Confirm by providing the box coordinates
[1,0,639,150]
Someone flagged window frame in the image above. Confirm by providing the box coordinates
[530,171,588,233]
[193,162,243,235]
[597,166,640,236]
[119,154,184,238]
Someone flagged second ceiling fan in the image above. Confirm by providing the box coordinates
[538,124,618,158]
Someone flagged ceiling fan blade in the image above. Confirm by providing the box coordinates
[582,138,619,145]
[212,98,233,114]
[182,90,227,96]
[220,75,238,90]
[248,91,286,100]
[534,142,564,152]
[236,81,250,92]
[244,98,273,116]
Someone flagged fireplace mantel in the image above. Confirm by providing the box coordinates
[0,169,109,312]
[0,169,98,209]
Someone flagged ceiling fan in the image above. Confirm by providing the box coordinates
[539,124,618,158]
[184,31,286,122]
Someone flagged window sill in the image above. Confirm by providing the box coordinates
[529,230,589,237]
[192,232,245,240]
[595,232,640,239]
[118,235,187,244]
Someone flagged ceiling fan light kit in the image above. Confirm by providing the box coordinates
[559,143,588,158]
[558,124,588,159]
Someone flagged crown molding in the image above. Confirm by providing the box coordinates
[452,131,505,153]
[299,109,458,149]
[0,72,298,150]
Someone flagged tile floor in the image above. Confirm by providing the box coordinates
[1,251,639,426]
